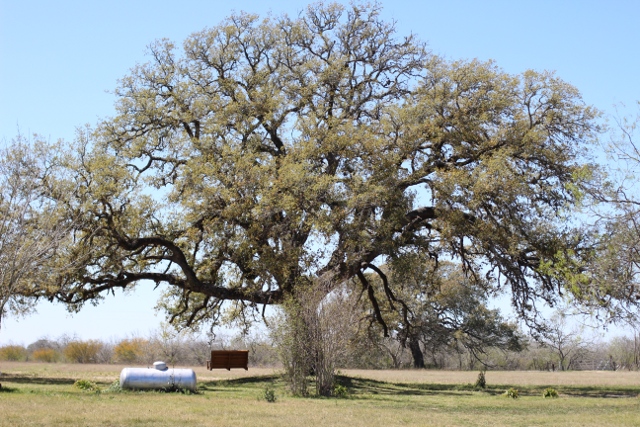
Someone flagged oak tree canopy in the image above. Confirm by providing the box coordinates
[0,137,73,330]
[45,2,628,332]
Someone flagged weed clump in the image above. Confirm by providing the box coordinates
[474,370,486,389]
[263,384,277,402]
[542,387,558,398]
[74,379,100,392]
[503,388,519,399]
[333,384,348,398]
[103,379,123,393]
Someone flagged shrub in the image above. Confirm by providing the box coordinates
[504,388,519,399]
[32,348,60,363]
[474,370,487,389]
[263,384,277,402]
[543,387,559,398]
[113,338,148,363]
[64,340,102,363]
[273,287,359,397]
[0,345,27,361]
[333,384,349,398]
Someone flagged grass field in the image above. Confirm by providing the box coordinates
[1,362,639,426]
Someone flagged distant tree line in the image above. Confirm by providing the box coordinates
[0,327,278,367]
[2,323,640,372]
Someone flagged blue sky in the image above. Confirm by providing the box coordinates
[1,0,639,345]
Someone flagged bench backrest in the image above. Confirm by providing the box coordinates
[207,350,249,370]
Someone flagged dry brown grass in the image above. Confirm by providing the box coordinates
[342,368,640,387]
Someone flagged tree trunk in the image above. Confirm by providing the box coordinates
[408,336,425,369]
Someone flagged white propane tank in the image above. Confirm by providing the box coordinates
[120,361,197,391]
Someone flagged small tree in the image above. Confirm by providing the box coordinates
[27,338,63,362]
[113,338,148,364]
[0,344,28,361]
[273,284,358,396]
[272,300,311,397]
[31,348,60,363]
[145,323,192,366]
[358,259,524,369]
[63,340,103,364]
[538,311,592,371]
[606,335,640,371]
[312,287,359,396]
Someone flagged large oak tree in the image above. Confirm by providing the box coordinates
[46,3,628,333]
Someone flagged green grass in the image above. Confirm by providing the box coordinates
[1,363,639,426]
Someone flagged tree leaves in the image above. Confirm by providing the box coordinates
[39,2,619,331]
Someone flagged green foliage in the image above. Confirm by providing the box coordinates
[73,379,99,392]
[41,1,614,334]
[263,384,277,403]
[22,2,636,389]
[607,336,640,371]
[0,345,27,361]
[543,387,559,398]
[0,135,75,329]
[103,379,123,393]
[504,388,519,399]
[332,384,349,398]
[64,340,102,363]
[474,370,487,389]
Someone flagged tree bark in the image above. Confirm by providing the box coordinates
[408,336,425,369]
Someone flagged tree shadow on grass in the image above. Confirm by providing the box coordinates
[201,374,640,399]
[200,374,282,392]
[528,385,640,398]
[6,371,636,399]
[0,373,76,386]
[203,374,469,397]
[0,384,19,393]
[474,383,640,398]
[201,374,280,387]
[337,376,640,399]
[336,376,477,397]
